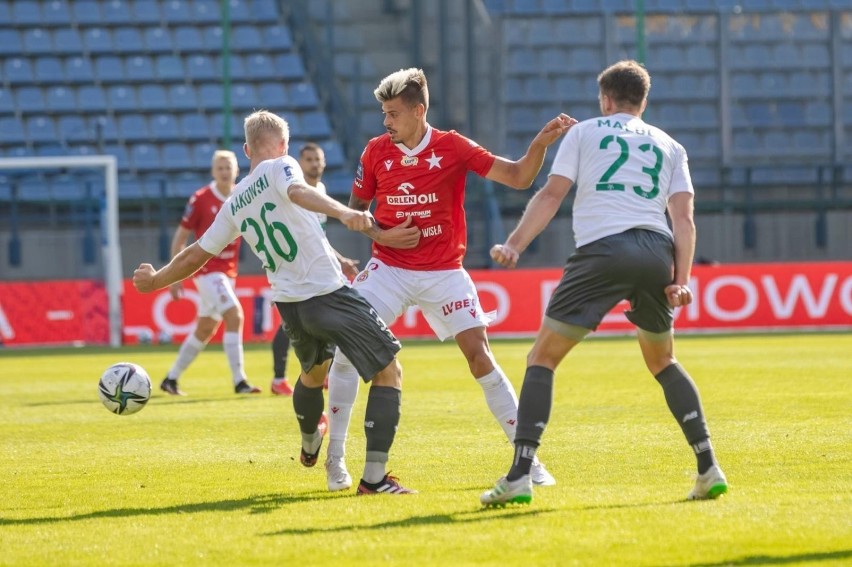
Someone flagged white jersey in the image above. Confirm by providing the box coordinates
[198,155,346,302]
[314,180,328,228]
[549,112,694,248]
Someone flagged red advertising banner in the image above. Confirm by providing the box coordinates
[1,262,850,346]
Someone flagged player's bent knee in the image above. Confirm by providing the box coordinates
[371,359,402,388]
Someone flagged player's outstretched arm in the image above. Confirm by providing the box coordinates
[486,114,576,189]
[133,243,214,293]
[491,174,574,269]
[348,194,420,249]
[666,191,696,307]
[167,225,192,299]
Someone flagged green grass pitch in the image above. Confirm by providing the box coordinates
[1,333,850,566]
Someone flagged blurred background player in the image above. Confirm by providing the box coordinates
[271,142,360,396]
[480,60,727,507]
[160,150,262,396]
[323,67,573,492]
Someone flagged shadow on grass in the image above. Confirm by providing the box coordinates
[673,549,852,566]
[0,492,337,526]
[24,396,253,408]
[263,507,556,536]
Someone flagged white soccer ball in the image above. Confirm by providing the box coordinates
[98,362,152,416]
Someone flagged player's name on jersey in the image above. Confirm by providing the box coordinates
[596,119,653,136]
[230,174,270,215]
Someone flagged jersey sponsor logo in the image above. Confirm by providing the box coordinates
[398,182,415,194]
[283,165,293,178]
[441,297,476,316]
[388,193,438,205]
[356,162,364,180]
[421,224,442,238]
[425,151,443,169]
[395,210,432,219]
[384,159,393,171]
[400,156,418,167]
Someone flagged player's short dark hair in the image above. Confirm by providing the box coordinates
[374,68,429,110]
[597,60,651,108]
[299,142,323,156]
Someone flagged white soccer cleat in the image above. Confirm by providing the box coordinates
[480,475,533,507]
[530,458,556,486]
[687,465,728,500]
[325,456,353,492]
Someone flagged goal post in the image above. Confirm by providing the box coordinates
[0,155,122,347]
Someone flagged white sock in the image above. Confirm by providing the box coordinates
[477,366,520,443]
[222,331,246,385]
[327,349,360,459]
[168,334,205,380]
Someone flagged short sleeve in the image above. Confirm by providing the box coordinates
[668,143,694,195]
[197,208,239,256]
[548,125,581,183]
[452,131,496,177]
[352,144,376,201]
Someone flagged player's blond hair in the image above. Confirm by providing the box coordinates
[374,68,429,110]
[211,149,238,169]
[243,110,290,152]
[597,60,651,108]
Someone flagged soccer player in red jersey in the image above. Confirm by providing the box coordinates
[160,150,262,396]
[323,68,575,492]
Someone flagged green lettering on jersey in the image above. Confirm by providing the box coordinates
[230,174,270,215]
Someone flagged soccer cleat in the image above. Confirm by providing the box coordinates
[480,475,533,507]
[530,459,557,486]
[356,474,417,495]
[300,413,328,468]
[159,377,186,396]
[270,378,294,396]
[325,456,353,491]
[687,465,729,500]
[234,380,262,394]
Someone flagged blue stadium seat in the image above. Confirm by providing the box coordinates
[689,103,718,126]
[119,176,149,200]
[174,26,204,52]
[507,48,536,74]
[64,57,95,84]
[180,113,212,140]
[132,0,162,24]
[23,28,53,55]
[150,114,181,141]
[144,27,174,53]
[793,130,829,155]
[223,54,248,80]
[43,0,72,25]
[211,113,242,140]
[0,117,27,144]
[777,101,806,127]
[12,0,42,24]
[71,0,101,24]
[199,83,223,109]
[192,142,217,169]
[94,56,124,82]
[203,25,223,50]
[162,142,193,170]
[186,54,218,80]
[0,30,22,55]
[0,88,14,115]
[16,86,46,113]
[168,84,200,111]
[258,83,288,108]
[288,83,320,109]
[274,53,306,80]
[541,0,571,14]
[113,27,145,53]
[301,111,332,138]
[126,56,156,82]
[254,0,281,19]
[320,140,345,169]
[53,28,83,52]
[162,0,193,23]
[228,0,253,23]
[138,84,170,111]
[119,114,151,142]
[46,86,77,112]
[107,85,138,111]
[155,55,185,80]
[805,101,831,126]
[103,143,131,171]
[192,0,221,23]
[231,83,259,110]
[57,115,89,143]
[77,85,107,111]
[245,53,274,79]
[95,116,120,142]
[83,27,114,53]
[35,57,64,83]
[231,25,263,50]
[102,0,133,23]
[5,58,34,85]
[26,116,58,144]
[130,144,162,171]
[263,26,292,50]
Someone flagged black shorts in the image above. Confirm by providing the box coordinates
[546,229,675,333]
[275,286,401,381]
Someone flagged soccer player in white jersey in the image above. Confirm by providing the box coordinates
[323,67,574,492]
[133,110,416,495]
[160,150,262,396]
[481,60,728,506]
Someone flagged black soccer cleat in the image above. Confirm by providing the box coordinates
[160,377,186,396]
[234,380,262,394]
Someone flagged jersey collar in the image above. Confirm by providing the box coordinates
[209,181,228,202]
[394,124,433,157]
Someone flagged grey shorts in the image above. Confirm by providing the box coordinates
[546,229,675,333]
[275,286,401,381]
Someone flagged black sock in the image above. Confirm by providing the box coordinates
[364,386,401,460]
[272,326,290,378]
[655,363,716,474]
[507,365,554,481]
[292,378,324,435]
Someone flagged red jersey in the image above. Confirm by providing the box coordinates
[180,182,240,278]
[353,126,496,270]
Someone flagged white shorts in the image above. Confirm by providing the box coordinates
[351,258,490,341]
[193,272,239,320]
